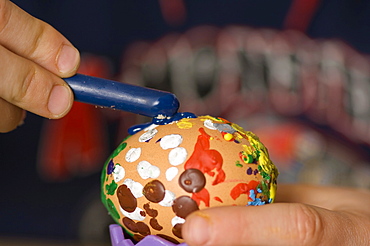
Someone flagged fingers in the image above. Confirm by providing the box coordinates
[182,203,368,246]
[276,184,370,215]
[0,45,73,126]
[0,0,80,77]
[0,98,25,132]
[0,0,80,132]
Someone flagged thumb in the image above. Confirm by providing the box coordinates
[182,203,361,246]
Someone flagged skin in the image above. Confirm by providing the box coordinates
[0,0,80,133]
[182,184,370,246]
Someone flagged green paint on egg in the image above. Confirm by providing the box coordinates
[257,165,270,180]
[259,181,270,198]
[246,154,254,163]
[106,180,118,195]
[106,198,120,220]
[110,135,132,159]
[112,142,127,158]
[235,161,243,167]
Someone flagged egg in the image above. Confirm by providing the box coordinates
[101,114,278,243]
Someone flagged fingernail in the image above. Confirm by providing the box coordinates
[48,85,72,116]
[185,212,211,245]
[57,44,79,74]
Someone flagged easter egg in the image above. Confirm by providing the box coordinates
[101,114,278,243]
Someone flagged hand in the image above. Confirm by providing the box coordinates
[182,184,370,246]
[0,0,80,132]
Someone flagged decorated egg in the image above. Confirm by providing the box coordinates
[101,114,278,243]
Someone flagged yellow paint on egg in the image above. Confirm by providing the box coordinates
[177,120,194,129]
[223,133,233,141]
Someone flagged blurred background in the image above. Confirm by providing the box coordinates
[0,0,369,245]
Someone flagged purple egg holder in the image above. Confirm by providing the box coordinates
[109,224,188,246]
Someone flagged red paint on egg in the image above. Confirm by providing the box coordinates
[230,180,260,200]
[191,188,210,207]
[214,196,223,203]
[184,128,226,186]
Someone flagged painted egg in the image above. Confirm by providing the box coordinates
[101,114,278,243]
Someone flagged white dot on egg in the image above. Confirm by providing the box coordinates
[137,161,160,179]
[166,167,179,181]
[148,165,160,179]
[160,134,183,149]
[125,148,141,162]
[168,147,187,166]
[120,207,145,221]
[112,164,125,183]
[204,119,217,130]
[171,216,186,226]
[158,190,176,207]
[139,128,158,142]
[123,178,144,198]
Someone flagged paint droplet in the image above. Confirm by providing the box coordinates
[143,180,166,203]
[179,169,206,193]
[172,196,199,219]
[223,133,233,141]
[203,119,217,130]
[137,161,160,179]
[214,196,223,203]
[166,167,179,181]
[160,134,183,149]
[169,147,188,166]
[107,159,114,174]
[171,216,186,227]
[123,179,144,198]
[117,184,137,213]
[125,148,141,162]
[139,128,158,142]
[177,121,193,129]
[120,206,146,221]
[159,190,176,207]
[113,164,126,182]
[247,167,253,175]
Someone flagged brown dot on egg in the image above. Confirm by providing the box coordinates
[140,210,146,217]
[143,180,166,203]
[136,222,151,236]
[172,223,183,239]
[122,217,138,233]
[133,234,145,242]
[172,196,199,219]
[117,184,137,213]
[179,168,206,193]
[123,217,151,237]
[150,217,163,231]
[143,203,158,218]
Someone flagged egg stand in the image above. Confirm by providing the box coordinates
[109,224,188,246]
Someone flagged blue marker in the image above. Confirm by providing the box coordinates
[64,74,179,117]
